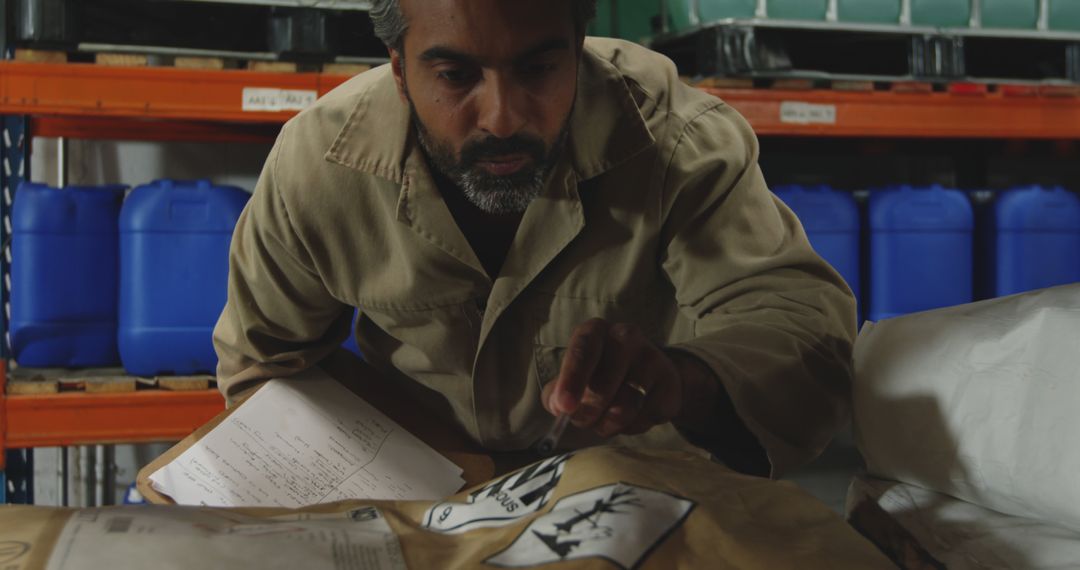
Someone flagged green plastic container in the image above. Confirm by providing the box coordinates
[911,0,971,27]
[768,0,829,20]
[616,0,660,42]
[589,0,658,43]
[590,0,614,36]
[699,0,758,21]
[981,0,1039,29]
[837,0,902,24]
[1049,0,1080,31]
[666,0,696,32]
[667,0,756,33]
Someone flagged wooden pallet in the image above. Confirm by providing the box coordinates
[6,367,216,395]
[657,21,1080,87]
[13,48,373,76]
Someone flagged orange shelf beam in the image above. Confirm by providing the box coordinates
[5,390,225,448]
[0,61,348,124]
[706,87,1080,139]
[4,61,1080,140]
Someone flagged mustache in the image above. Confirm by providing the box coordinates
[460,135,546,167]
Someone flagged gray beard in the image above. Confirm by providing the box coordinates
[408,103,570,215]
[414,124,549,215]
[456,158,547,215]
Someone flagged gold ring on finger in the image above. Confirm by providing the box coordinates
[625,381,648,398]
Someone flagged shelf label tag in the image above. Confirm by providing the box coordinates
[779,101,836,125]
[242,88,318,112]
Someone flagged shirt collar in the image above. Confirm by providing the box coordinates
[324,41,656,184]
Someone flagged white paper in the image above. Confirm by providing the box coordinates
[149,370,464,507]
[854,477,1080,570]
[780,101,837,125]
[45,506,407,570]
[242,87,318,112]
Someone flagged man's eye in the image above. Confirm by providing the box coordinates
[437,68,478,85]
[521,62,557,77]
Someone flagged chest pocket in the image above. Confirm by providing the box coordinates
[355,295,484,381]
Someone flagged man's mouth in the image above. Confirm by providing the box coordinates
[475,154,530,176]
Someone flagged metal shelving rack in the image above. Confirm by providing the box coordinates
[0,62,355,497]
[5,61,1080,140]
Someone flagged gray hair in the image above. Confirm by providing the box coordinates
[369,0,599,51]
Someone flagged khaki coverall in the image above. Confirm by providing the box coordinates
[213,38,857,478]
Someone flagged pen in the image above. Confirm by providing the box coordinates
[535,413,572,454]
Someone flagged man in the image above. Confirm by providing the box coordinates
[213,0,856,478]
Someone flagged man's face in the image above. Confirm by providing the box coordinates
[392,0,581,214]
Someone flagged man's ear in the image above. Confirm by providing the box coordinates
[390,48,408,104]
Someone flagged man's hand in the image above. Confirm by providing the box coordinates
[541,318,714,438]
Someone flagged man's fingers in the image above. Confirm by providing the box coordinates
[547,320,685,439]
[597,347,679,437]
[570,323,638,428]
[541,379,559,415]
[552,318,609,415]
[595,378,649,437]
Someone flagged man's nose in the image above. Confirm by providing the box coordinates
[476,73,528,140]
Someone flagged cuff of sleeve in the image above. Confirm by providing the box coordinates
[666,343,797,479]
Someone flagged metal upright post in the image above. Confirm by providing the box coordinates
[611,0,619,39]
[826,0,839,22]
[0,0,7,505]
[2,0,34,501]
[1,115,30,505]
[102,445,116,505]
[60,447,69,506]
[0,0,7,57]
[1067,44,1080,83]
[57,137,67,188]
[970,0,982,28]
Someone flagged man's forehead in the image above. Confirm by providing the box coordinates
[399,0,576,57]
